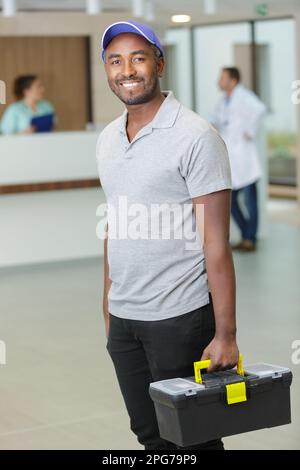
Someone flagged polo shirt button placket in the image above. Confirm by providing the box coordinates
[124,141,132,157]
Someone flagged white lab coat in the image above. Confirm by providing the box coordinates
[210,84,266,190]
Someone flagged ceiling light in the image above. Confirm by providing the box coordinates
[2,0,17,17]
[171,15,191,24]
[86,0,102,15]
[204,0,217,16]
[132,0,144,18]
[144,0,155,22]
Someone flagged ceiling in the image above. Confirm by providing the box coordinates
[0,0,299,23]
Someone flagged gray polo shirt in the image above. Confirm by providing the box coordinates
[96,90,231,321]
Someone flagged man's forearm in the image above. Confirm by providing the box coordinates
[193,190,239,369]
[204,241,236,339]
[103,232,112,321]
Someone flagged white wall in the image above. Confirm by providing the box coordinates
[164,28,193,108]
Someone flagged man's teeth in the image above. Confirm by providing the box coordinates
[121,82,140,88]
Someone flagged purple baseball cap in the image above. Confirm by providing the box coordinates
[101,20,164,62]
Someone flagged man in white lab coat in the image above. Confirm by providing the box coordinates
[211,67,266,252]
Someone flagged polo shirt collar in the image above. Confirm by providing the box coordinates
[151,90,181,129]
[118,90,181,136]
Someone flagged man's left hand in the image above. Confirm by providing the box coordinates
[200,336,239,373]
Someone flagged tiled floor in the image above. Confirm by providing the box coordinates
[0,214,299,449]
[267,199,300,226]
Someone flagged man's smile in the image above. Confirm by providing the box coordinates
[118,80,143,89]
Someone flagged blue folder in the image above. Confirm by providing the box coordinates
[31,112,55,133]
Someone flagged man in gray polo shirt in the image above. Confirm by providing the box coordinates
[97,20,239,450]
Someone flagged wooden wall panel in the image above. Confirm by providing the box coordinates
[0,36,91,130]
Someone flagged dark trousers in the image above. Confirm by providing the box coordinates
[106,300,224,450]
[231,182,258,244]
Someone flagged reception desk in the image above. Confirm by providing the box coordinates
[0,130,101,187]
[0,130,107,267]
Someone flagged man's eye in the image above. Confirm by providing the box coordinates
[133,57,145,62]
[111,60,121,65]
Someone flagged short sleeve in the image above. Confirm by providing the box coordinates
[180,128,232,198]
[0,106,17,134]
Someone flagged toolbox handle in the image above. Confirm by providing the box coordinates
[194,353,244,384]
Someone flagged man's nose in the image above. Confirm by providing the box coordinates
[122,58,137,78]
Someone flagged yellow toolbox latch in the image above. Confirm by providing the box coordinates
[226,382,247,405]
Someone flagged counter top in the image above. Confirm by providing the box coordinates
[0,128,106,186]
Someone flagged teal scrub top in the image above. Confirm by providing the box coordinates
[0,100,55,134]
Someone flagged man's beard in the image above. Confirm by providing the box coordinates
[108,74,159,106]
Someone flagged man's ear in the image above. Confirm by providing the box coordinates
[157,57,165,78]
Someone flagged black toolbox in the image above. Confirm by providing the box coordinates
[149,358,292,447]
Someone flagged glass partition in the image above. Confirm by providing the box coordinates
[255,19,297,186]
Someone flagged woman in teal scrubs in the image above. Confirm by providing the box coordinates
[0,75,55,134]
